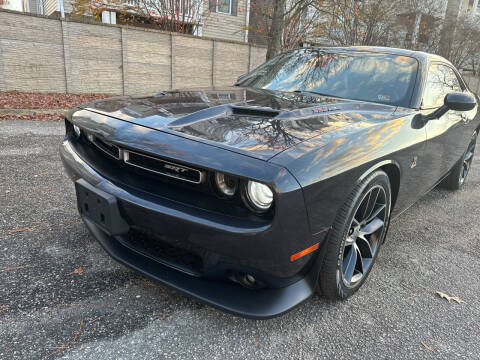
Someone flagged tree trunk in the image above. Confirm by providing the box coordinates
[439,0,462,58]
[266,0,286,60]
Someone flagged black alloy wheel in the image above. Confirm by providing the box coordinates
[441,132,477,190]
[318,170,391,300]
[342,184,388,287]
[459,142,475,186]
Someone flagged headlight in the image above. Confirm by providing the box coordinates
[73,124,81,137]
[245,180,273,211]
[215,172,238,197]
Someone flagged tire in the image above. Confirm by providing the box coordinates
[440,132,477,191]
[317,170,392,300]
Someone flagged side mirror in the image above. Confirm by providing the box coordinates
[235,73,247,84]
[444,92,476,112]
[429,92,477,120]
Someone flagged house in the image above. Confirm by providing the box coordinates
[43,0,73,18]
[36,0,251,42]
[0,0,43,13]
[0,0,251,42]
[204,0,250,42]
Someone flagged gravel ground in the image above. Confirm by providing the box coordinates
[1,120,479,360]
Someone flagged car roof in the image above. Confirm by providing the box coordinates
[307,46,453,67]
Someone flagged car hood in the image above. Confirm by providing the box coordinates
[80,87,404,161]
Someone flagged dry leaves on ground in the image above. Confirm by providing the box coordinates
[0,113,65,121]
[421,341,434,352]
[73,268,84,275]
[7,227,35,234]
[0,91,114,110]
[2,265,29,272]
[436,291,464,304]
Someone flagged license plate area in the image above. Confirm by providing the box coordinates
[75,179,129,235]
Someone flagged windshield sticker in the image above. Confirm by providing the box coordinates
[377,94,391,101]
[312,106,340,114]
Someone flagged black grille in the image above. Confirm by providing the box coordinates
[69,122,272,220]
[91,136,120,159]
[124,150,205,184]
[120,229,203,275]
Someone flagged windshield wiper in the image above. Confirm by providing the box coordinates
[293,90,341,99]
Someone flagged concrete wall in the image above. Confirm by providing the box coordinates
[0,9,267,95]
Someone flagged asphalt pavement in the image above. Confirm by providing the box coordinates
[0,120,479,359]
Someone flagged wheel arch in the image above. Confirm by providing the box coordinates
[357,160,401,213]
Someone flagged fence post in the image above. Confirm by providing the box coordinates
[0,39,4,91]
[121,27,128,96]
[60,20,70,93]
[170,33,175,90]
[212,39,216,88]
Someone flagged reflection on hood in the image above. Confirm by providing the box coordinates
[80,87,401,160]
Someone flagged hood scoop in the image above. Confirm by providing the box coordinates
[231,106,280,118]
[167,105,280,129]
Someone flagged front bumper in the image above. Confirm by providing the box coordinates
[83,217,316,318]
[60,138,326,318]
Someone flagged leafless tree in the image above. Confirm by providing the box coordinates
[70,0,206,34]
[311,0,401,47]
[392,0,444,52]
[445,15,480,72]
[266,0,317,59]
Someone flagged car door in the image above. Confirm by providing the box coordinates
[422,63,471,185]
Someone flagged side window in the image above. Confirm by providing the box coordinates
[423,64,463,108]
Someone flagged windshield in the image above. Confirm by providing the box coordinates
[237,49,419,108]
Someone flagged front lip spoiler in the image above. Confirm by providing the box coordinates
[84,217,316,319]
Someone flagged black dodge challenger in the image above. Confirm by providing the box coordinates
[60,47,479,318]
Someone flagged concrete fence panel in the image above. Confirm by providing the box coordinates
[249,45,268,72]
[0,9,267,96]
[0,11,65,92]
[213,41,249,87]
[64,21,123,94]
[124,28,171,95]
[173,35,214,89]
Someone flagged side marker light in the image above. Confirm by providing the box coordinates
[290,243,320,262]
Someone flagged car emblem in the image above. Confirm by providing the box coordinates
[411,156,418,169]
[123,150,205,184]
[312,106,340,114]
[312,106,328,113]
[164,163,189,174]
